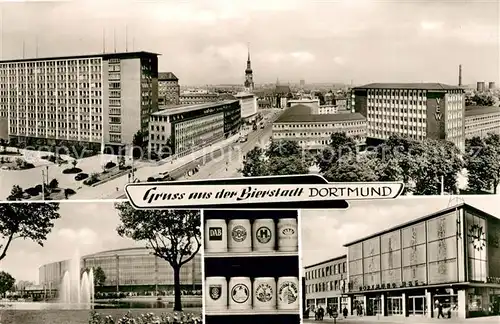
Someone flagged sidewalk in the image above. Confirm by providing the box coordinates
[304,315,500,323]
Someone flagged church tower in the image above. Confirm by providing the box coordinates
[244,44,254,92]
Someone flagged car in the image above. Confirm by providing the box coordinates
[240,136,248,143]
[74,173,89,181]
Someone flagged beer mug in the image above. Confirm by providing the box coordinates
[253,277,276,310]
[277,218,298,252]
[205,219,227,253]
[277,276,299,310]
[228,219,252,252]
[205,277,227,310]
[228,277,252,310]
[252,219,275,252]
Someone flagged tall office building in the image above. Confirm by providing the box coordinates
[0,51,159,153]
[158,72,180,106]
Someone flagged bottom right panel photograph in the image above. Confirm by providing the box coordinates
[300,195,500,323]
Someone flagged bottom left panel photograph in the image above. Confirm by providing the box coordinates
[0,201,203,324]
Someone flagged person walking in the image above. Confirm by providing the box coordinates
[437,302,445,318]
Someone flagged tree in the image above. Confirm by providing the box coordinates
[93,266,106,287]
[115,203,201,312]
[239,147,268,177]
[71,159,78,168]
[133,130,147,159]
[323,155,379,182]
[7,185,24,201]
[316,132,357,173]
[0,271,15,297]
[0,203,60,262]
[465,134,500,194]
[468,93,495,106]
[49,179,59,189]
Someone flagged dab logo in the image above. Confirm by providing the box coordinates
[256,226,272,244]
[208,227,223,241]
[255,283,273,303]
[278,281,298,304]
[209,285,222,301]
[231,283,249,303]
[281,227,295,236]
[232,225,247,243]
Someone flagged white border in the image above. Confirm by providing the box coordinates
[297,209,304,323]
[200,209,207,321]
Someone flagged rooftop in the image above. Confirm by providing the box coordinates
[354,83,463,91]
[343,203,493,247]
[154,100,239,116]
[158,72,178,81]
[0,51,160,64]
[304,254,347,269]
[275,104,366,123]
[465,105,500,117]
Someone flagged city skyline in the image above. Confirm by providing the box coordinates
[301,195,499,268]
[0,0,498,85]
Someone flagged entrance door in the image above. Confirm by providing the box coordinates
[387,297,403,315]
[408,296,426,316]
[368,297,381,315]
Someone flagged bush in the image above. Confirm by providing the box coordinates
[20,162,35,170]
[89,311,202,324]
[25,187,41,196]
[49,179,59,189]
[62,167,82,174]
[83,173,100,186]
[105,161,116,169]
[64,188,76,195]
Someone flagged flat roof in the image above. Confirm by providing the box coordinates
[158,72,178,81]
[275,104,366,123]
[343,203,493,247]
[234,92,255,98]
[354,83,463,91]
[154,100,238,116]
[0,51,160,64]
[465,106,500,117]
[304,254,347,269]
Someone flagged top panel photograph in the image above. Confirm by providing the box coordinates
[0,0,498,201]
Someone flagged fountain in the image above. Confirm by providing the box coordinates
[59,250,94,308]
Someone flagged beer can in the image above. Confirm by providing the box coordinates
[277,276,299,310]
[205,276,227,310]
[228,277,252,310]
[228,219,252,252]
[205,219,227,253]
[277,218,298,252]
[253,277,276,310]
[252,219,275,252]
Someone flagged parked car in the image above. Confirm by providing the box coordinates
[75,173,89,181]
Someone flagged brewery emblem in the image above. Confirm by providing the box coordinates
[278,281,298,304]
[208,227,223,241]
[281,227,295,236]
[232,225,247,243]
[231,284,249,303]
[256,226,272,244]
[255,283,273,303]
[209,285,222,301]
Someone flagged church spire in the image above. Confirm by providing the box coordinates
[244,42,254,92]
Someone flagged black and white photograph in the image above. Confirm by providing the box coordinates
[0,201,202,324]
[0,0,498,201]
[203,209,301,324]
[301,195,500,323]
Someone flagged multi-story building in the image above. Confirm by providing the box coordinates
[351,83,465,151]
[318,105,338,115]
[464,106,500,139]
[234,92,257,123]
[272,104,366,151]
[343,203,500,319]
[0,51,159,153]
[288,99,320,111]
[39,247,202,293]
[179,91,219,105]
[158,72,180,106]
[148,100,241,157]
[304,255,349,312]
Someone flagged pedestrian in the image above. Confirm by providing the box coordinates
[437,302,445,318]
[343,306,348,317]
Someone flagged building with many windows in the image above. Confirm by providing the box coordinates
[351,83,465,151]
[304,255,349,312]
[179,91,219,105]
[343,203,500,319]
[272,104,366,151]
[0,51,159,153]
[464,106,500,139]
[158,72,180,106]
[234,92,257,123]
[39,247,202,293]
[148,100,241,157]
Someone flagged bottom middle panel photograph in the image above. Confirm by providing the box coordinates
[203,209,301,324]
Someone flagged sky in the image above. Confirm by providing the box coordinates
[301,195,500,268]
[0,200,144,283]
[0,0,498,85]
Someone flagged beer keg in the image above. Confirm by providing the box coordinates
[205,277,227,310]
[277,218,298,252]
[228,277,252,310]
[253,277,277,310]
[277,276,299,310]
[228,219,252,252]
[205,219,227,253]
[252,219,275,252]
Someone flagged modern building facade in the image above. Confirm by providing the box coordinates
[464,106,500,139]
[351,83,466,151]
[158,72,180,106]
[343,203,500,319]
[288,99,320,111]
[148,100,241,157]
[272,104,366,151]
[179,91,219,105]
[39,247,202,293]
[0,51,159,152]
[234,92,257,123]
[304,255,349,312]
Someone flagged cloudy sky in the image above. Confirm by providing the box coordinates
[0,200,144,283]
[301,195,499,267]
[0,0,498,85]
